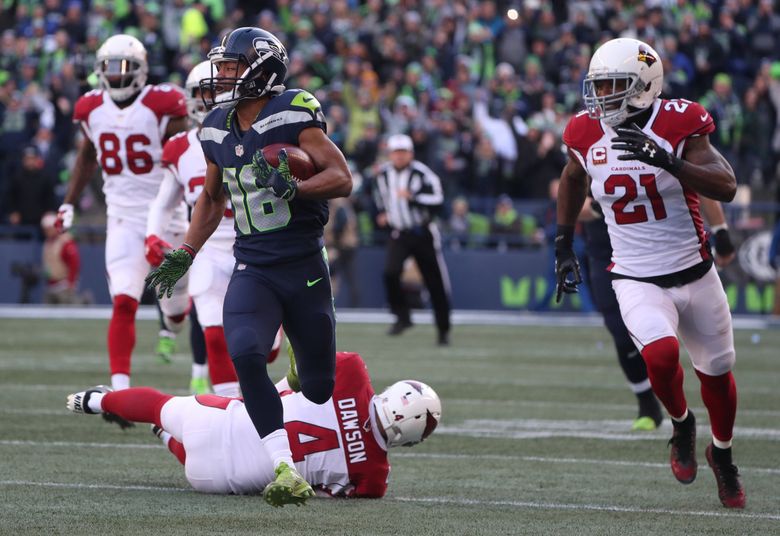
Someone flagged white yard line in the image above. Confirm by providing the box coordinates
[0,478,777,521]
[2,439,778,475]
[390,496,780,521]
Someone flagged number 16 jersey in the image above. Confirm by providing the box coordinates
[563,98,715,278]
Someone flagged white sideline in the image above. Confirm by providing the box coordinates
[0,479,777,521]
[1,439,778,475]
[0,304,777,330]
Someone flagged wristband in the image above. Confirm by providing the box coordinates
[710,223,728,234]
[555,224,575,251]
[180,243,197,259]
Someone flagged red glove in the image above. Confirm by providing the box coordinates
[144,234,173,267]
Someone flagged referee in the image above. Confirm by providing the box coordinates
[373,134,452,346]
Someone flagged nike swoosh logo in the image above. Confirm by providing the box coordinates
[700,113,709,122]
[302,96,314,103]
[307,277,323,287]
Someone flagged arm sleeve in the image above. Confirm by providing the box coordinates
[412,167,444,207]
[61,239,80,286]
[146,168,185,237]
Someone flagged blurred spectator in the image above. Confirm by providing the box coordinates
[701,73,743,181]
[7,145,57,227]
[40,211,89,304]
[325,197,360,308]
[0,0,779,243]
[446,195,489,249]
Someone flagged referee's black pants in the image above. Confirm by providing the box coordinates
[383,226,451,336]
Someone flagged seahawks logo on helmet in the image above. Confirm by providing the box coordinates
[637,45,657,66]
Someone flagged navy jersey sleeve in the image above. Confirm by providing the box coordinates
[284,89,327,139]
[198,108,229,164]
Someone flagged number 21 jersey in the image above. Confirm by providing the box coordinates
[563,98,715,278]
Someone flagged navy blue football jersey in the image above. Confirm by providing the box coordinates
[199,89,328,265]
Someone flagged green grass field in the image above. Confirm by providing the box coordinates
[1,317,778,535]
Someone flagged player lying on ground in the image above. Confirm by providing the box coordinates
[66,351,441,503]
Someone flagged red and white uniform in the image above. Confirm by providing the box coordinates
[564,98,734,375]
[159,352,390,496]
[149,129,234,327]
[564,98,713,278]
[74,84,189,303]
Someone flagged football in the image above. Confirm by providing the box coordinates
[261,143,317,181]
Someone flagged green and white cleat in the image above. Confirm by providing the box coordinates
[189,377,210,395]
[156,332,177,364]
[632,416,659,431]
[263,462,314,507]
[285,340,301,392]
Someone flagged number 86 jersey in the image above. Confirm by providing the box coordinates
[73,84,187,226]
[563,98,716,278]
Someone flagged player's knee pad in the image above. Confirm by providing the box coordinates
[695,348,735,376]
[225,325,260,359]
[113,294,138,318]
[300,377,334,405]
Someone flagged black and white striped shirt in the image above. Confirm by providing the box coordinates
[373,160,444,231]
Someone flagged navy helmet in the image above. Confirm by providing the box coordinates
[201,27,288,109]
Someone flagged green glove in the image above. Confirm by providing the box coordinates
[252,149,298,200]
[145,245,195,299]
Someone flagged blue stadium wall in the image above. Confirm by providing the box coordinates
[1,239,775,314]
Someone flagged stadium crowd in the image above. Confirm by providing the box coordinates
[1,0,780,244]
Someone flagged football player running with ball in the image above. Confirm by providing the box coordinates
[67,352,442,499]
[146,27,352,506]
[556,38,745,508]
[57,35,190,395]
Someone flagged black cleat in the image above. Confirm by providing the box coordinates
[668,411,697,484]
[706,444,746,508]
[387,319,413,336]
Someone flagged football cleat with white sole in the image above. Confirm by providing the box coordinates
[263,462,314,507]
[66,385,134,429]
[66,385,112,414]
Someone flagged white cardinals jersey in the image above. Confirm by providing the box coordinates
[184,352,390,497]
[73,84,188,230]
[160,129,234,247]
[564,98,716,277]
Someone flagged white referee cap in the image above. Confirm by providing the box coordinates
[387,134,414,152]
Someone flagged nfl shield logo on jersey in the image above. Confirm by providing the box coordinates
[235,144,244,157]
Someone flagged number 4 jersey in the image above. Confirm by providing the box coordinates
[563,98,715,278]
[73,84,188,228]
[216,352,389,497]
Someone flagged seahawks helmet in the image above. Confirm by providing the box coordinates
[201,27,288,109]
[94,34,148,102]
[373,380,442,448]
[583,38,663,127]
[184,60,212,124]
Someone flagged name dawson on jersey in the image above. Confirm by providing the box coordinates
[336,398,367,464]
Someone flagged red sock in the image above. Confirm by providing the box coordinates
[640,336,688,418]
[204,326,238,386]
[167,437,186,465]
[695,369,737,442]
[108,295,138,375]
[102,387,172,427]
